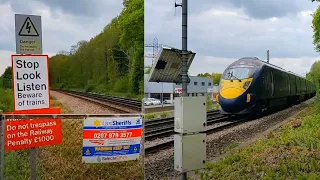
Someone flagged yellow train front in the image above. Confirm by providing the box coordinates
[215,57,317,116]
[215,58,258,115]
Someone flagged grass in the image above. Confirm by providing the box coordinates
[144,111,173,120]
[4,96,144,180]
[222,141,240,154]
[206,96,220,111]
[0,88,29,180]
[200,97,320,180]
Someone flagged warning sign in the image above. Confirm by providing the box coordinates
[4,108,62,151]
[15,14,42,54]
[12,55,50,111]
[18,17,39,36]
[82,117,142,163]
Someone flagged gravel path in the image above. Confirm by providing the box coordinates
[144,98,316,180]
[50,90,118,114]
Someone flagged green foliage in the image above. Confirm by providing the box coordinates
[112,76,130,93]
[200,99,320,179]
[160,112,170,118]
[49,0,143,97]
[306,60,320,90]
[206,95,213,110]
[144,113,155,120]
[0,88,13,112]
[0,67,12,89]
[0,77,2,88]
[312,6,320,52]
[197,72,222,85]
[4,150,30,180]
[144,66,151,74]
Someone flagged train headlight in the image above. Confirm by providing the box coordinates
[246,94,251,103]
[243,81,251,89]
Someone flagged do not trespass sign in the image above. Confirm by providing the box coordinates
[12,55,50,111]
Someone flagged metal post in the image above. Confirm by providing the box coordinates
[267,50,269,63]
[0,111,5,180]
[30,147,36,180]
[181,0,188,179]
[27,115,36,180]
[161,83,164,107]
[181,0,188,98]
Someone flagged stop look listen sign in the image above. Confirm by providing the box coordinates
[11,54,50,111]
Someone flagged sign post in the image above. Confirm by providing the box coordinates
[15,14,42,55]
[82,116,142,163]
[174,1,207,180]
[0,110,5,180]
[12,13,46,180]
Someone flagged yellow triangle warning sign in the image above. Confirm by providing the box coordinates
[19,17,39,37]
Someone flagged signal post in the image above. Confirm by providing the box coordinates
[0,14,62,180]
[147,0,207,175]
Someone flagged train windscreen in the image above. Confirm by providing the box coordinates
[222,67,254,80]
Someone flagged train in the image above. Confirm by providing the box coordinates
[215,57,317,115]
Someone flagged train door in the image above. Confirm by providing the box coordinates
[262,68,274,97]
[262,68,267,95]
[268,69,274,97]
[262,68,269,97]
[288,75,291,95]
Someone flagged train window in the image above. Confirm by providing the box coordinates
[194,82,198,86]
[208,82,212,86]
[222,67,254,80]
[201,82,205,86]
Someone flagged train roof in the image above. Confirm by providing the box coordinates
[233,57,308,80]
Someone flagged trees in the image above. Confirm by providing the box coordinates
[306,60,320,90]
[197,72,222,85]
[49,0,143,97]
[312,0,320,52]
[0,67,12,89]
[312,7,320,52]
[310,0,320,91]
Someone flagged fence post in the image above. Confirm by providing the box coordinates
[141,114,145,180]
[30,147,36,180]
[30,113,36,180]
[0,110,5,180]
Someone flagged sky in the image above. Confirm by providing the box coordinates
[145,0,320,77]
[0,0,123,75]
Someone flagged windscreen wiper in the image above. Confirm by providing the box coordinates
[228,72,241,82]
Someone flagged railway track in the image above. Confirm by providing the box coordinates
[52,89,141,113]
[144,100,313,154]
[145,110,222,140]
[145,116,248,154]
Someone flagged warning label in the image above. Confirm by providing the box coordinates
[19,38,41,52]
[4,108,62,151]
[12,55,50,111]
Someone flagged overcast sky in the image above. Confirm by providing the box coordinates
[0,0,123,75]
[145,0,320,77]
